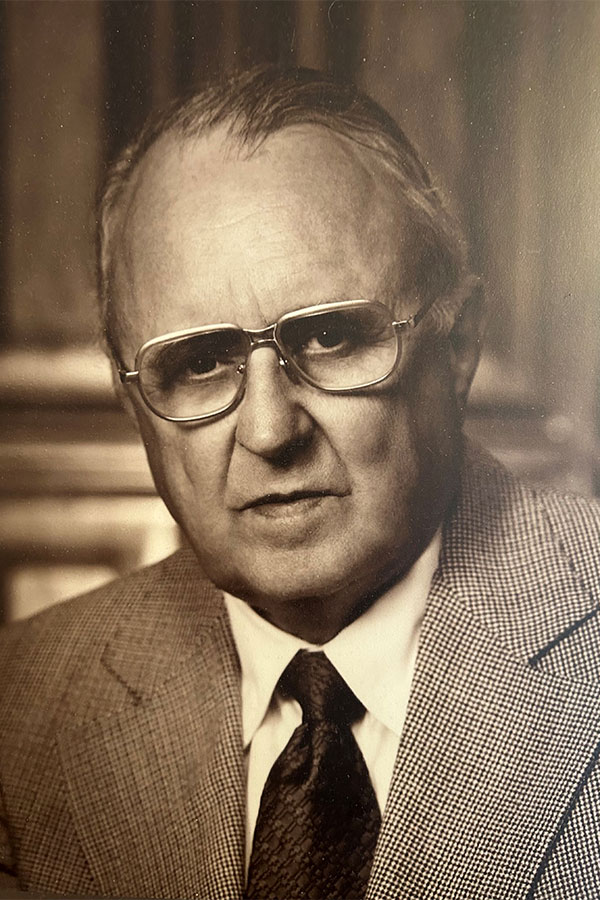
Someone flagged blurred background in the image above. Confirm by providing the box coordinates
[1,0,599,622]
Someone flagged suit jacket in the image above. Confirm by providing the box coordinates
[2,447,600,900]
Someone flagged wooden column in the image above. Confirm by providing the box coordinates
[5,0,103,346]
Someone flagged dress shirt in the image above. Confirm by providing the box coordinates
[224,530,441,869]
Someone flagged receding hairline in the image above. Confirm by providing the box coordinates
[110,120,424,248]
[98,66,472,354]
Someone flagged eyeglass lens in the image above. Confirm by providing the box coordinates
[137,304,399,420]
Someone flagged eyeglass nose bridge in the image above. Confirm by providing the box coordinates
[236,323,290,375]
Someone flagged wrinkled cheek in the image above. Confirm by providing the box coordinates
[408,385,462,518]
[144,439,185,522]
[347,398,420,525]
[352,392,415,465]
[134,415,200,526]
[417,381,461,458]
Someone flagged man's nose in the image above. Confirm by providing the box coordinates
[234,346,314,460]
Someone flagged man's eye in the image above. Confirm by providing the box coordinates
[298,316,358,355]
[185,355,219,376]
[154,347,228,388]
[308,325,347,350]
[168,353,229,383]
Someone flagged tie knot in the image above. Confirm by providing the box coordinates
[279,650,364,726]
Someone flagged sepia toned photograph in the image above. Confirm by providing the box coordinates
[1,2,599,897]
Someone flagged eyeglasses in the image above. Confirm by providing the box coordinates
[116,299,428,423]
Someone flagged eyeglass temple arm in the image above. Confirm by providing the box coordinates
[392,309,423,331]
[119,369,140,384]
[112,353,139,384]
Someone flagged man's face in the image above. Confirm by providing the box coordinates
[112,125,470,640]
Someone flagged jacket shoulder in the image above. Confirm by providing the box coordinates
[449,447,600,674]
[471,447,600,583]
[0,548,219,723]
[463,444,600,535]
[535,479,600,552]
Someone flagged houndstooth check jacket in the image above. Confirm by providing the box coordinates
[2,445,600,899]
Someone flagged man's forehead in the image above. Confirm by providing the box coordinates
[121,123,407,248]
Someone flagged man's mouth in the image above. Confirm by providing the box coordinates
[241,489,336,511]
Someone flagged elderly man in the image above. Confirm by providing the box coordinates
[2,66,600,900]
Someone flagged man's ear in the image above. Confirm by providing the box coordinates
[447,282,486,413]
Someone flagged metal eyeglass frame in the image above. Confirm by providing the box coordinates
[115,298,429,423]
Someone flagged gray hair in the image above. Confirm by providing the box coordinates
[97,65,473,354]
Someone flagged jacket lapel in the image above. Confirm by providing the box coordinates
[57,551,246,900]
[368,448,600,899]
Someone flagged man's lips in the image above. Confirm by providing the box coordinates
[237,489,344,511]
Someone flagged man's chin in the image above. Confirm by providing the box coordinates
[206,564,347,610]
[194,544,407,640]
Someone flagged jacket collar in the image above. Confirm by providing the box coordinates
[99,548,226,700]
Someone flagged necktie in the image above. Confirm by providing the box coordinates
[246,650,381,900]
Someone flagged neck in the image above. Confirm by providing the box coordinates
[248,553,428,644]
[250,595,368,644]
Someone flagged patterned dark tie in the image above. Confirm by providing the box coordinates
[245,650,381,900]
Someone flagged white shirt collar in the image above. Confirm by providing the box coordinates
[224,529,441,747]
